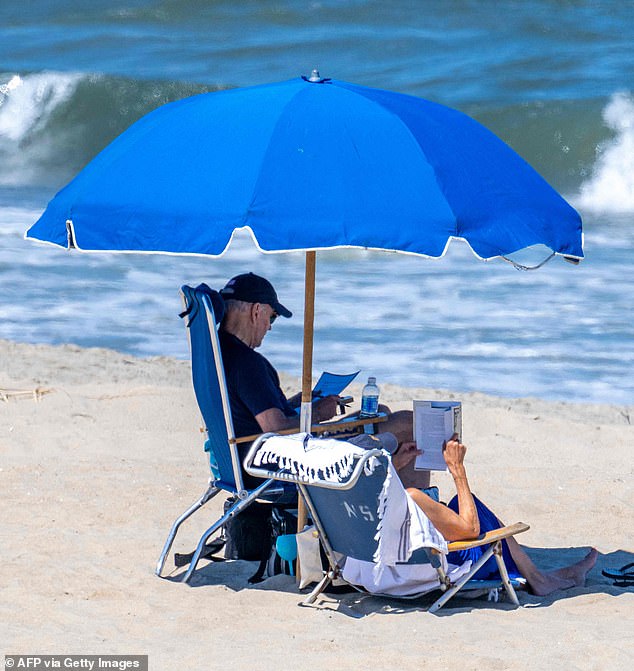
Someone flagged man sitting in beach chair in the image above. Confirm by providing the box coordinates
[218,272,430,488]
[217,272,341,490]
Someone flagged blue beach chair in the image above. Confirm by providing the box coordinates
[156,284,384,583]
[245,435,529,612]
[155,284,294,582]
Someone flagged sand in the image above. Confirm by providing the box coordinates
[1,339,632,669]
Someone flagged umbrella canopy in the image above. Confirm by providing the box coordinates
[27,73,583,261]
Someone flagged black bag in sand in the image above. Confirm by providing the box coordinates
[223,498,274,562]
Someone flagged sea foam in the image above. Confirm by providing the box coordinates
[577,91,634,213]
[0,71,216,188]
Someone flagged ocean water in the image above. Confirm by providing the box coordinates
[1,1,632,404]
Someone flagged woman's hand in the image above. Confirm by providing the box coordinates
[443,434,467,476]
[391,441,421,471]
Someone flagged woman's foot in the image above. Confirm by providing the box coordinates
[529,548,598,596]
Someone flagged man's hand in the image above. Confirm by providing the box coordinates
[391,441,421,472]
[313,395,340,422]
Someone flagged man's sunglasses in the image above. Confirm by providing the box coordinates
[269,311,278,325]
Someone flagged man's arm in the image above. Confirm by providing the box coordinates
[255,407,298,433]
[255,395,341,433]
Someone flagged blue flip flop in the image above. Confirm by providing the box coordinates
[602,562,634,580]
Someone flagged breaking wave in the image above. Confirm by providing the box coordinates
[0,71,218,188]
[576,91,634,213]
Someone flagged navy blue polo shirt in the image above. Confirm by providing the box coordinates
[219,329,296,438]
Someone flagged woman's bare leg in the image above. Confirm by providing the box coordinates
[505,536,598,596]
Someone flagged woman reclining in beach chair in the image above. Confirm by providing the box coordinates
[388,435,598,597]
[247,431,598,608]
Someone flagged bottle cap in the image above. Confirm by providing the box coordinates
[368,376,376,384]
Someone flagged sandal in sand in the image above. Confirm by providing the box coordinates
[602,562,634,581]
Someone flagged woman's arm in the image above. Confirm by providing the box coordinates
[397,436,480,541]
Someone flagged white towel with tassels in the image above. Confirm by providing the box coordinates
[252,432,374,483]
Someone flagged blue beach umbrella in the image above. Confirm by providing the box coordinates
[26,71,584,428]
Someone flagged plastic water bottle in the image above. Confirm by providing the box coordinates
[360,376,379,417]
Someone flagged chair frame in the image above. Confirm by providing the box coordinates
[156,284,388,583]
[245,435,529,612]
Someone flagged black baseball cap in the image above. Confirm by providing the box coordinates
[220,272,292,318]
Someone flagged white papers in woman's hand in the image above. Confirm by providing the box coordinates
[413,400,462,471]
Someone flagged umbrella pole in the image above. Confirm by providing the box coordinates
[300,250,316,430]
[296,251,316,576]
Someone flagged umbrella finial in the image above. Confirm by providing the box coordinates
[303,69,330,84]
